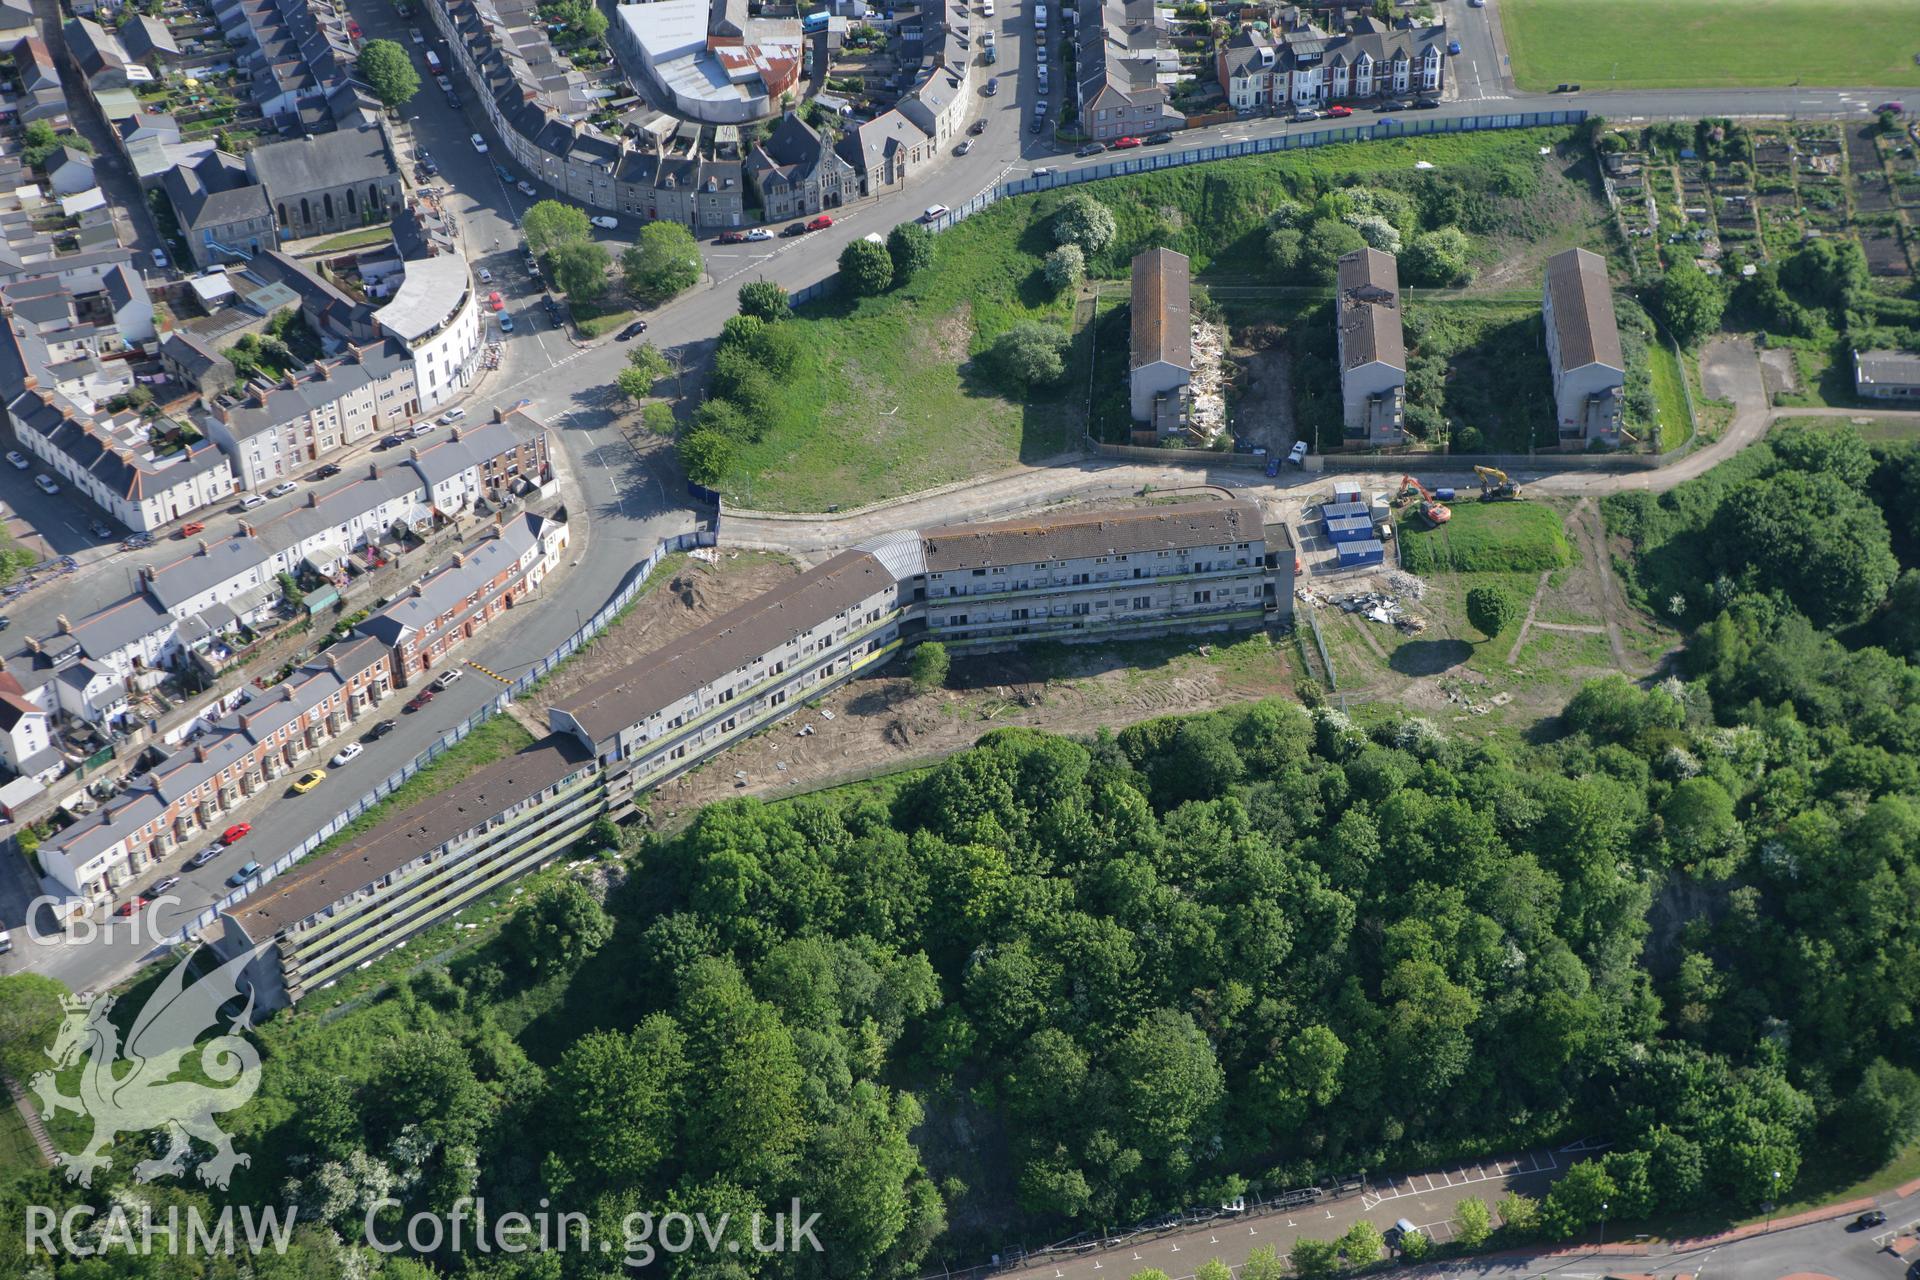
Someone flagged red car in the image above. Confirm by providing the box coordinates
[114,899,139,917]
[406,688,437,713]
[716,230,748,244]
[1111,135,1142,149]
[807,214,834,231]
[487,291,505,311]
[1326,105,1353,117]
[221,823,251,845]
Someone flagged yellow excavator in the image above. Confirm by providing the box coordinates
[1473,465,1525,502]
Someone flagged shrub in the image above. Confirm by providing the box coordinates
[1347,213,1401,254]
[987,322,1070,391]
[839,237,894,295]
[887,221,935,282]
[1267,227,1304,273]
[719,314,764,349]
[1301,219,1366,280]
[908,641,950,689]
[1053,191,1116,256]
[737,280,791,321]
[1466,586,1516,640]
[1043,244,1085,292]
[1402,225,1472,286]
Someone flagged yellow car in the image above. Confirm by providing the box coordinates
[291,769,328,794]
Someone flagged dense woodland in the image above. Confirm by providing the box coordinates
[6,421,1920,1280]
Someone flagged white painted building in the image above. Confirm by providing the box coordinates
[373,255,485,412]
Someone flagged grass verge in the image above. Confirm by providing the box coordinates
[571,301,638,339]
[310,223,395,254]
[1647,335,1692,452]
[1501,0,1920,91]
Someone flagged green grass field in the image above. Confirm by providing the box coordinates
[1775,414,1920,442]
[1646,335,1692,452]
[1397,499,1575,575]
[1501,0,1920,91]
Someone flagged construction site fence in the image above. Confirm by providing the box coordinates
[786,110,1590,311]
[169,529,716,945]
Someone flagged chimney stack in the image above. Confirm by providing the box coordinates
[453,551,465,567]
[238,519,255,538]
[25,637,41,654]
[197,539,209,554]
[57,614,71,634]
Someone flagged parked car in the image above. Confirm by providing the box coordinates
[184,846,221,870]
[517,180,537,196]
[1468,0,1483,6]
[226,861,261,887]
[266,480,297,498]
[717,230,748,243]
[590,215,619,229]
[1326,105,1352,117]
[408,26,424,42]
[955,138,974,155]
[316,462,342,479]
[746,227,774,241]
[782,221,810,236]
[367,718,399,741]
[1376,99,1409,112]
[1265,453,1280,477]
[220,823,252,845]
[1290,108,1320,122]
[499,313,515,332]
[1032,166,1054,177]
[1446,38,1461,54]
[435,668,463,690]
[115,899,139,917]
[1076,142,1105,157]
[1413,97,1440,109]
[239,493,266,510]
[477,269,493,286]
[618,320,649,340]
[470,133,489,152]
[1288,440,1308,467]
[88,520,112,538]
[982,77,998,96]
[1145,132,1173,144]
[151,248,168,268]
[142,876,180,900]
[1029,118,1044,133]
[179,521,206,536]
[331,743,365,767]
[0,927,10,954]
[291,769,327,794]
[121,533,154,550]
[923,204,950,222]
[1112,135,1141,149]
[1874,101,1905,115]
[969,118,988,135]
[1855,1211,1888,1229]
[807,214,834,230]
[5,451,27,469]
[487,290,505,311]
[1553,82,1580,92]
[406,688,436,713]
[33,474,58,494]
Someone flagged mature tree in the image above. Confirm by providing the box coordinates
[628,342,672,384]
[0,973,67,1084]
[840,237,895,295]
[506,878,612,977]
[1837,1060,1920,1168]
[908,641,950,690]
[1052,191,1116,256]
[677,957,809,1185]
[1454,1196,1493,1247]
[549,239,609,299]
[1497,1190,1542,1237]
[369,1030,489,1151]
[1289,1237,1342,1279]
[1466,585,1517,639]
[1402,226,1472,286]
[1302,219,1367,281]
[1659,776,1739,869]
[546,1016,686,1191]
[623,222,701,301]
[887,220,935,282]
[1713,470,1898,625]
[1193,1261,1233,1280]
[1771,422,1876,489]
[1267,227,1304,274]
[615,366,653,404]
[987,322,1070,390]
[738,279,792,321]
[1655,259,1725,347]
[719,314,765,350]
[357,40,421,109]
[678,428,735,487]
[1043,244,1085,292]
[1240,1245,1287,1280]
[1110,1009,1225,1158]
[1398,1229,1431,1262]
[1541,1159,1616,1238]
[1339,1220,1385,1266]
[522,200,591,258]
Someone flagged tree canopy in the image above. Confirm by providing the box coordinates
[623,222,702,302]
[521,200,591,258]
[357,40,420,108]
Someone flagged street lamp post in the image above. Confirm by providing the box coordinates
[1599,1202,1608,1250]
[1767,1169,1780,1232]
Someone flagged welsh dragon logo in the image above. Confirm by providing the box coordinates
[30,947,265,1190]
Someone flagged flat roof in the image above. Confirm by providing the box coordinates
[226,733,593,937]
[551,550,895,745]
[921,499,1265,572]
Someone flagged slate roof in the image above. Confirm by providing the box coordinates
[921,499,1264,571]
[122,14,182,60]
[163,153,271,233]
[65,592,177,663]
[1336,247,1404,373]
[64,17,130,80]
[357,514,539,646]
[1544,247,1623,373]
[552,550,895,745]
[212,341,412,441]
[247,127,394,199]
[1130,247,1191,373]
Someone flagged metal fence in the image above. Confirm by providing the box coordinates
[170,529,716,944]
[781,110,1591,310]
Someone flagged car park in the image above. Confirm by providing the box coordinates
[266,480,297,498]
[142,876,180,899]
[470,133,489,152]
[590,215,619,229]
[746,227,773,241]
[5,451,28,469]
[1326,105,1352,117]
[717,230,748,243]
[367,718,399,740]
[1111,135,1140,149]
[618,320,649,340]
[331,743,365,767]
[291,769,327,794]
[33,474,58,494]
[221,823,251,845]
[1076,142,1104,157]
[227,861,261,887]
[517,180,537,196]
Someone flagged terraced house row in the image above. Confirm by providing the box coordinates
[214,500,1293,1007]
